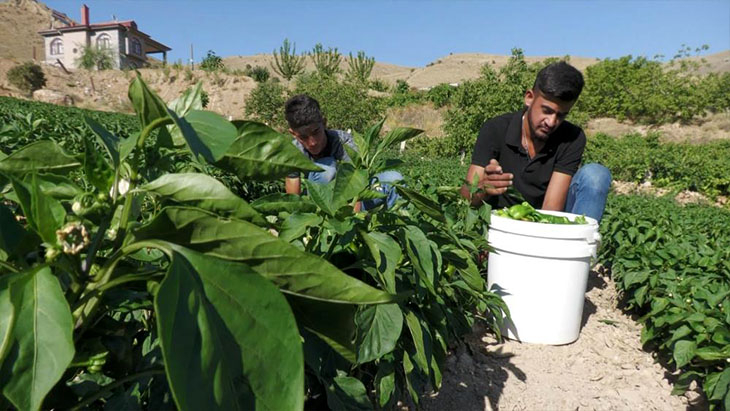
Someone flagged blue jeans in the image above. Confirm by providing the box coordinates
[308,157,402,210]
[563,163,612,222]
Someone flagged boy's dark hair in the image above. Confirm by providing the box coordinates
[284,94,324,129]
[533,61,584,102]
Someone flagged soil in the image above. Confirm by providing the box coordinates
[420,267,706,411]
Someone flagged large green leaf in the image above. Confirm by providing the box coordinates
[0,140,80,176]
[24,173,81,200]
[361,231,401,293]
[139,173,265,225]
[332,162,368,209]
[396,185,446,223]
[327,375,372,410]
[0,266,74,411]
[0,275,17,367]
[0,204,26,258]
[304,179,335,216]
[167,82,205,146]
[286,295,357,363]
[673,340,696,368]
[354,304,403,364]
[11,175,65,245]
[377,127,423,152]
[169,82,204,117]
[83,135,114,193]
[128,74,170,128]
[132,207,399,304]
[279,213,323,243]
[402,225,438,294]
[445,248,484,291]
[250,193,317,215]
[168,109,237,163]
[404,310,430,374]
[85,117,120,167]
[362,118,385,152]
[215,121,321,180]
[155,246,303,411]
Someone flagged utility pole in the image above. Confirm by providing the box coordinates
[190,44,194,70]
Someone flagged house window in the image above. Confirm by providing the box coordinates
[96,33,111,49]
[50,38,63,55]
[131,38,142,55]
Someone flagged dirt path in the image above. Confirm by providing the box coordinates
[421,268,707,410]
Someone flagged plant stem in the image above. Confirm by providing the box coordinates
[117,117,173,241]
[0,260,19,274]
[71,367,166,410]
[81,218,110,277]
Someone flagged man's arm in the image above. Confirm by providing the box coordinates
[460,160,513,207]
[285,176,301,195]
[541,171,572,211]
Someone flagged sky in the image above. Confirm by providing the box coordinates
[42,0,730,67]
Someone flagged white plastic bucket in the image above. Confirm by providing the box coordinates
[487,210,600,345]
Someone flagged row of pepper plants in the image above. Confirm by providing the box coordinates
[0,76,507,410]
[599,194,730,409]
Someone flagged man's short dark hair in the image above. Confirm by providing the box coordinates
[533,62,584,102]
[285,94,324,129]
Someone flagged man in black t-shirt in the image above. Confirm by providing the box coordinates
[460,62,611,222]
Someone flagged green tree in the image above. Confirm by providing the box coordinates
[346,51,375,84]
[294,73,384,132]
[7,62,46,94]
[244,80,288,130]
[271,38,306,81]
[309,43,342,77]
[76,45,114,70]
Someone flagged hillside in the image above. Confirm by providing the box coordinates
[0,0,60,60]
[0,0,728,143]
[224,50,730,90]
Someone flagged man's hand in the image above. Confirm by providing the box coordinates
[481,159,513,195]
[460,160,513,206]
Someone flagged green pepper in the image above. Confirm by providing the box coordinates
[506,202,535,220]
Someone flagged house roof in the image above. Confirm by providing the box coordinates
[38,20,171,53]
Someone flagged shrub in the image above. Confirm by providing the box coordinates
[294,73,384,132]
[201,50,223,72]
[369,78,389,92]
[244,81,288,130]
[200,50,224,72]
[271,38,306,80]
[200,89,209,108]
[76,45,114,70]
[575,53,730,124]
[7,62,46,94]
[427,83,456,108]
[245,65,270,83]
[394,79,410,94]
[386,82,425,108]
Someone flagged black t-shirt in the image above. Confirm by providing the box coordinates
[470,109,585,209]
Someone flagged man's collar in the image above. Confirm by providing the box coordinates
[505,109,526,148]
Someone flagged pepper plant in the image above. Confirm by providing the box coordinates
[0,74,507,409]
[0,73,406,410]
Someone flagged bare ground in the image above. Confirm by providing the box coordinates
[421,268,705,411]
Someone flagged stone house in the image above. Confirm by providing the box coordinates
[38,4,170,70]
